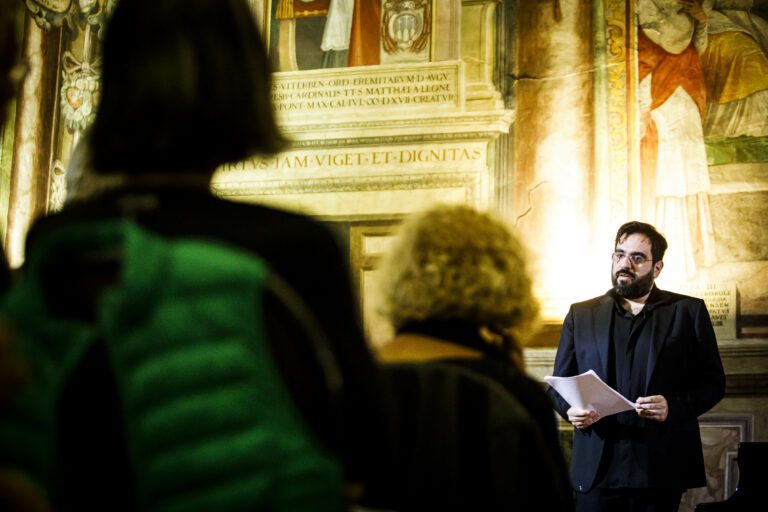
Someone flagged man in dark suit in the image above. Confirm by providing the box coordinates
[548,221,725,512]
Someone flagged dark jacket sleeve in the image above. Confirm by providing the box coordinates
[665,299,725,424]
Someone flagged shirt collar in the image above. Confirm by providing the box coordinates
[608,283,667,314]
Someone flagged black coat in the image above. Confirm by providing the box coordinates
[376,327,573,511]
[23,186,392,505]
[547,287,726,493]
[384,361,573,511]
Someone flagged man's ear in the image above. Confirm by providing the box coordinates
[653,260,663,278]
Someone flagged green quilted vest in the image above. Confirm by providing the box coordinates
[0,220,343,511]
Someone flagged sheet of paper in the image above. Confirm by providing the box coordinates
[544,370,636,417]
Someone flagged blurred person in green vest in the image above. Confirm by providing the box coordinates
[0,0,394,510]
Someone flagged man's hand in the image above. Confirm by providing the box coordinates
[635,395,669,422]
[678,0,707,23]
[567,407,601,429]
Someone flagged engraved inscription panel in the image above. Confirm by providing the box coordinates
[272,61,463,117]
[680,282,738,341]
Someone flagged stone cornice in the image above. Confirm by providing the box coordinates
[281,109,516,145]
[524,340,768,396]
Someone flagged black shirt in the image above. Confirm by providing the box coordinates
[597,290,664,488]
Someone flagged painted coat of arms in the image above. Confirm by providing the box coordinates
[381,0,431,63]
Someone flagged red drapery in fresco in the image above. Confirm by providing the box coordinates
[638,30,707,194]
[637,31,707,116]
[348,0,380,66]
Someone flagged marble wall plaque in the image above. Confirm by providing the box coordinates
[271,61,463,118]
[680,282,738,341]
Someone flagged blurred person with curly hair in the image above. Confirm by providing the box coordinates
[375,204,573,510]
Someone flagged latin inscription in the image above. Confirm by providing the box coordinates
[220,146,483,172]
[680,282,737,340]
[272,67,460,113]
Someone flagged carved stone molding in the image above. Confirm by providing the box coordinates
[284,119,515,148]
[214,172,481,205]
[461,0,503,110]
[284,127,515,149]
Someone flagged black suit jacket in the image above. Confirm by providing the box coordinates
[547,287,725,493]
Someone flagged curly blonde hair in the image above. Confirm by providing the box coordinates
[378,204,539,343]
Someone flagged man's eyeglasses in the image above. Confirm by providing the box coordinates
[612,251,649,266]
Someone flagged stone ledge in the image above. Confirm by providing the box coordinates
[524,340,768,396]
[726,374,768,396]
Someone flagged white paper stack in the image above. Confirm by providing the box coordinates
[544,370,637,417]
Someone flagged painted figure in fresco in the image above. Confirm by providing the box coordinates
[274,0,333,70]
[348,0,382,65]
[637,0,717,280]
[548,221,725,512]
[271,0,380,70]
[376,204,573,511]
[321,0,355,67]
[322,0,382,66]
[692,0,768,137]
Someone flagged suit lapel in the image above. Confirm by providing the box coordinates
[645,288,676,394]
[591,295,614,379]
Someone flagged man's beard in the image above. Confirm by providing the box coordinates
[612,267,655,299]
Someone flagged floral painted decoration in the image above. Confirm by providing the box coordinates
[59,51,101,132]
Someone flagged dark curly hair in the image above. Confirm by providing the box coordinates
[378,204,539,367]
[615,221,668,262]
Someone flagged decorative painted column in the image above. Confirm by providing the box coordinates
[4,16,61,266]
[462,0,504,110]
[513,0,600,322]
